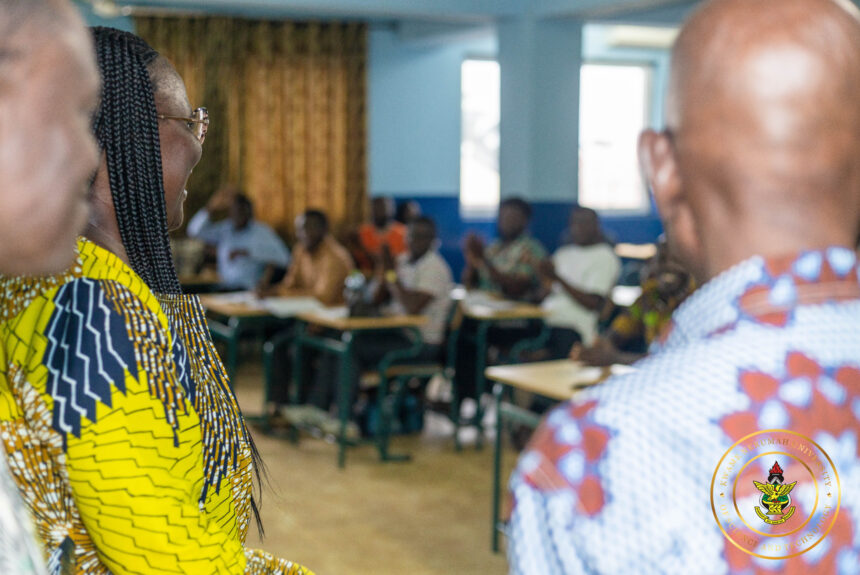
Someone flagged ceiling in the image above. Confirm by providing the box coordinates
[99,0,702,23]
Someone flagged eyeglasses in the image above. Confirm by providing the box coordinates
[157,107,209,144]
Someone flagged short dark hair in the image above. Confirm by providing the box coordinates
[234,194,253,211]
[500,197,532,220]
[411,216,437,237]
[303,209,329,231]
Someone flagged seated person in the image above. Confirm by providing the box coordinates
[291,216,453,436]
[349,196,407,275]
[539,206,620,358]
[572,240,694,366]
[187,184,290,290]
[264,209,353,306]
[462,197,547,303]
[262,210,354,415]
[395,200,422,225]
[456,198,548,399]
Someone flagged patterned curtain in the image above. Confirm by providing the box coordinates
[136,17,368,239]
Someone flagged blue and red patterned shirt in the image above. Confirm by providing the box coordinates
[508,247,860,574]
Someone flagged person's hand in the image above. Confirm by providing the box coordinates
[206,185,237,212]
[571,338,617,367]
[381,244,395,272]
[464,233,485,263]
[229,248,249,261]
[255,281,273,299]
[537,258,558,281]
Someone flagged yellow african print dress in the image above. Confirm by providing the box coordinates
[0,238,313,575]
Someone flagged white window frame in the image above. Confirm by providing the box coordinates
[578,61,654,215]
[459,57,501,220]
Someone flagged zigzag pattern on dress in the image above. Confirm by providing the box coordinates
[100,281,189,448]
[43,279,136,449]
[157,293,253,529]
[169,324,194,403]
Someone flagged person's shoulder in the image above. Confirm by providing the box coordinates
[426,250,453,274]
[326,236,355,266]
[598,242,621,262]
[553,243,580,257]
[521,235,547,253]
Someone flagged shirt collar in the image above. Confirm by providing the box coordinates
[659,247,860,350]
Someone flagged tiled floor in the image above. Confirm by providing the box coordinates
[233,363,515,574]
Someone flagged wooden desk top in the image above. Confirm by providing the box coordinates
[614,242,657,261]
[297,309,428,332]
[179,269,221,286]
[459,293,546,321]
[198,293,270,318]
[485,360,635,401]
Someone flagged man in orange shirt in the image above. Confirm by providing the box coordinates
[350,197,407,275]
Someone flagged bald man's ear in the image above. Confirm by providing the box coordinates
[639,129,680,214]
[639,129,703,278]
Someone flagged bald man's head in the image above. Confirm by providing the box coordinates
[640,0,860,282]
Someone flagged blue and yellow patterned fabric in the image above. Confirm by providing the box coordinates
[0,238,312,575]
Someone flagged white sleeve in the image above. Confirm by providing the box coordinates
[186,209,223,245]
[248,226,291,268]
[415,255,453,300]
[580,250,621,296]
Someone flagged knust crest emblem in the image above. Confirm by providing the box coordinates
[753,461,797,525]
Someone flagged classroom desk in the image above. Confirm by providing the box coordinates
[179,269,223,293]
[451,295,548,450]
[291,309,428,468]
[614,242,657,261]
[486,359,634,552]
[199,292,321,383]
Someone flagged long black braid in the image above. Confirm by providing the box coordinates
[90,27,268,537]
[91,27,181,295]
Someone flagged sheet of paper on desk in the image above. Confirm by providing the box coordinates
[570,364,636,388]
[261,297,323,318]
[310,306,349,319]
[207,291,265,308]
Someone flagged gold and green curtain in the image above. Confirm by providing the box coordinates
[136,17,368,239]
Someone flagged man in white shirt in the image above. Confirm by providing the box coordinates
[381,216,453,348]
[300,217,453,434]
[187,185,290,290]
[540,206,620,357]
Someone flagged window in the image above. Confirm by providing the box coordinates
[460,59,500,217]
[578,63,651,212]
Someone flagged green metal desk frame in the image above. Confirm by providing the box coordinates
[490,382,545,553]
[207,312,290,387]
[448,320,550,451]
[290,320,427,468]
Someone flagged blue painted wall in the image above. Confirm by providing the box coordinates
[369,24,496,197]
[372,19,668,276]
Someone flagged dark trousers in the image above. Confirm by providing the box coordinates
[310,330,442,411]
[546,327,582,360]
[452,318,542,399]
[268,322,318,406]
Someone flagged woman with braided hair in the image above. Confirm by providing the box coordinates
[0,27,313,574]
